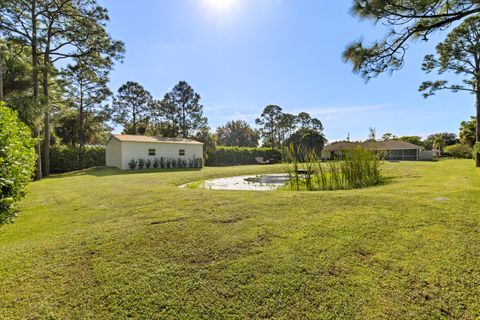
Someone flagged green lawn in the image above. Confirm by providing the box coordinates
[1,160,479,319]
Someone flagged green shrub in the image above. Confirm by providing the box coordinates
[128,157,202,170]
[128,159,137,170]
[49,145,105,173]
[0,103,36,224]
[193,157,203,168]
[206,146,281,166]
[138,158,145,169]
[153,158,159,169]
[444,144,473,159]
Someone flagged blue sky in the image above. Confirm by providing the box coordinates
[99,0,475,142]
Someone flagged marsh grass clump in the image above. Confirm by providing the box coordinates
[284,145,384,191]
[340,147,383,188]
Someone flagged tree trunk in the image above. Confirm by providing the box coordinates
[42,18,54,177]
[79,82,84,147]
[43,110,50,176]
[42,53,50,177]
[0,44,4,101]
[182,103,186,138]
[84,111,89,145]
[34,128,42,181]
[133,105,136,135]
[31,0,42,180]
[270,119,275,149]
[476,88,480,167]
[31,1,38,99]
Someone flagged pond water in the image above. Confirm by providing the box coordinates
[181,174,290,191]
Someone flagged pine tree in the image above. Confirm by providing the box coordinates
[419,17,480,166]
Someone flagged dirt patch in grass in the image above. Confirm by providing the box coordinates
[149,217,185,225]
[210,215,246,224]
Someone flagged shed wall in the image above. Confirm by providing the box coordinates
[106,138,122,168]
[119,141,203,170]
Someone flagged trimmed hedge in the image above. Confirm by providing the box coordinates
[206,146,281,166]
[0,103,37,224]
[50,145,105,173]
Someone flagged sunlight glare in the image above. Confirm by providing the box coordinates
[203,0,239,13]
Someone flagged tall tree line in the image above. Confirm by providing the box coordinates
[216,120,259,147]
[0,0,124,179]
[255,105,326,150]
[108,80,209,139]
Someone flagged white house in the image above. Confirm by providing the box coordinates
[106,134,204,170]
[322,140,434,161]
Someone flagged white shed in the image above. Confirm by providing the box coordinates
[106,134,204,170]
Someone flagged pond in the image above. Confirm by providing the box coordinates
[181,174,290,191]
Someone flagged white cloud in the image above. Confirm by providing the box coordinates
[206,104,392,131]
[207,110,258,128]
[288,104,389,116]
[233,111,257,121]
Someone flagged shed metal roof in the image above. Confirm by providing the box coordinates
[110,134,204,145]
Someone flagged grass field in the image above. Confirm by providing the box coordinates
[0,160,479,319]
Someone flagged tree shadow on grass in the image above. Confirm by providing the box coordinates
[47,166,203,179]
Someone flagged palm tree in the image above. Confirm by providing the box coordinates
[433,136,444,155]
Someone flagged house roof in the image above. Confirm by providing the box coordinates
[323,140,423,151]
[110,134,204,145]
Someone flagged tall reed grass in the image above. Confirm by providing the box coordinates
[284,145,384,191]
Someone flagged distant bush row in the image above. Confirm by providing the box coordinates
[206,146,281,166]
[128,157,203,170]
[443,144,473,159]
[50,146,105,173]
